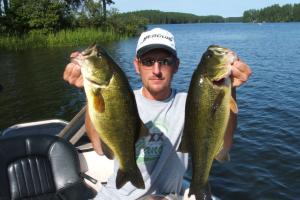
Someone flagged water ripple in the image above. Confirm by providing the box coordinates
[1,23,300,199]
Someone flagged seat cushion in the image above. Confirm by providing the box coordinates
[8,156,55,199]
[0,134,95,200]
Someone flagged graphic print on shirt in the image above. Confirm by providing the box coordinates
[135,120,168,164]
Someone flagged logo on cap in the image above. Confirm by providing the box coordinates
[141,34,173,44]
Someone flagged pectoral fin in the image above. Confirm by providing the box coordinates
[93,90,105,113]
[215,147,230,163]
[230,96,238,114]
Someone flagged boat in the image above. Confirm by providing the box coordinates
[0,106,220,200]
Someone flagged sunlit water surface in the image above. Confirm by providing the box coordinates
[1,23,300,200]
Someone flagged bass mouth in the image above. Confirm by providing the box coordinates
[84,77,104,88]
[211,75,231,87]
[212,68,231,87]
[86,77,101,86]
[212,78,226,86]
[84,76,110,89]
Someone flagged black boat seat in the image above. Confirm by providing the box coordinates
[0,134,95,200]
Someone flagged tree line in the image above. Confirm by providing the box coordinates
[0,3,240,38]
[123,5,300,24]
[2,1,300,37]
[0,0,147,36]
[120,10,239,24]
[243,3,300,22]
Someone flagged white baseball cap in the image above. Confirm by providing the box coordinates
[136,28,177,58]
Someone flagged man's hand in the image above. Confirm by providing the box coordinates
[231,58,252,87]
[63,51,84,88]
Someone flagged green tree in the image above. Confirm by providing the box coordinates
[107,12,147,35]
[200,15,224,23]
[102,0,114,21]
[243,3,300,22]
[122,10,202,24]
[243,9,259,22]
[83,0,103,27]
[3,0,67,34]
[1,0,84,34]
[293,3,300,21]
[281,4,293,21]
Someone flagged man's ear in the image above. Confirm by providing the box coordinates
[134,58,140,74]
[173,58,180,73]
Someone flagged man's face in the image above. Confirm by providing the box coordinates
[134,49,179,100]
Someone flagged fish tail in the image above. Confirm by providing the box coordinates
[188,183,212,200]
[116,168,145,189]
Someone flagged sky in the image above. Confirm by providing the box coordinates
[109,0,300,17]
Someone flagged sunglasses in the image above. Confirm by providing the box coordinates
[139,57,175,67]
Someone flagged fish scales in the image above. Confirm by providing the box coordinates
[76,44,146,189]
[179,45,237,200]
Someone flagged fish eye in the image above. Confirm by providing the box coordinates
[206,53,212,59]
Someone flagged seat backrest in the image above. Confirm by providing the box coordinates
[0,134,95,200]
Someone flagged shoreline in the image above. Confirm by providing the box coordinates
[0,28,128,51]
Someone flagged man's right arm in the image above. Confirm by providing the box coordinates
[85,108,104,155]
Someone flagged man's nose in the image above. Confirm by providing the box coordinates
[152,62,162,75]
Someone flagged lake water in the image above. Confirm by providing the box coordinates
[1,23,300,199]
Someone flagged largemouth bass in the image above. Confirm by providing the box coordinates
[75,44,147,189]
[179,45,238,200]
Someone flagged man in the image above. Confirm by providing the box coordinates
[63,28,252,200]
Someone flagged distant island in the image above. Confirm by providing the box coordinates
[120,10,241,24]
[121,3,300,24]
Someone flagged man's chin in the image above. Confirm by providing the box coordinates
[148,85,165,93]
[148,85,171,96]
